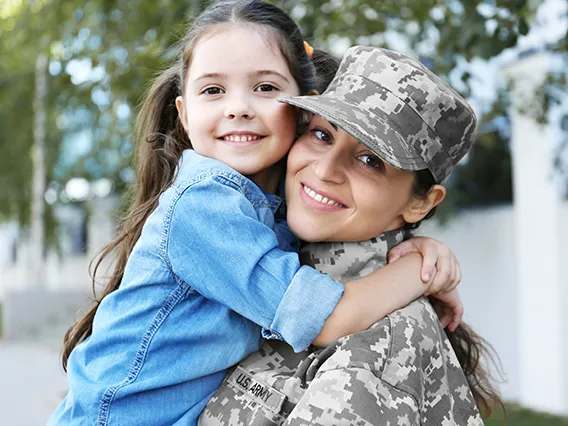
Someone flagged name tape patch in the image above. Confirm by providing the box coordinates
[226,366,287,413]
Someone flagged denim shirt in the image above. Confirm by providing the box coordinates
[49,150,344,426]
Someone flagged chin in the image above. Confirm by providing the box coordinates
[288,220,322,243]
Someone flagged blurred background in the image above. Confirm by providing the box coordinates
[1,0,567,424]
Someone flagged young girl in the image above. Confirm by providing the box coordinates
[50,2,462,425]
[199,46,502,426]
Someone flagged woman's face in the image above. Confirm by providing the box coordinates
[285,115,417,243]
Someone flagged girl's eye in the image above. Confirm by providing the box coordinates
[311,128,332,143]
[359,154,385,171]
[255,83,277,92]
[202,86,224,95]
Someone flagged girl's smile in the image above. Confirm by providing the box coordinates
[218,131,265,146]
[176,24,300,192]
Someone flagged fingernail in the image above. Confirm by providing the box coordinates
[423,273,430,281]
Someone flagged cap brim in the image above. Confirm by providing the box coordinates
[280,96,428,172]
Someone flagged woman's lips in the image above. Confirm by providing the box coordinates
[299,183,347,211]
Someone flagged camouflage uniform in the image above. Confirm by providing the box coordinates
[198,229,483,426]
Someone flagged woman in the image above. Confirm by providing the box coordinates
[199,46,501,426]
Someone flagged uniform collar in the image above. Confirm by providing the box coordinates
[299,229,408,282]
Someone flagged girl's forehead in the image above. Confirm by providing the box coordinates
[190,24,284,70]
[185,24,299,94]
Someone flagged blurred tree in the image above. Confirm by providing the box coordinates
[0,0,565,235]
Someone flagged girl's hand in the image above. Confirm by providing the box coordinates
[428,289,463,332]
[388,237,461,294]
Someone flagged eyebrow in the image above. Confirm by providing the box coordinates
[194,72,223,82]
[193,70,290,83]
[255,70,290,83]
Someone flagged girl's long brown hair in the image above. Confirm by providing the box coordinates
[61,0,320,371]
[61,65,190,370]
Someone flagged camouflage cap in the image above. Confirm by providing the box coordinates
[280,46,477,183]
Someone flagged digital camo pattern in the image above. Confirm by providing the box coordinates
[297,229,406,282]
[280,46,477,183]
[198,229,483,426]
[282,299,483,426]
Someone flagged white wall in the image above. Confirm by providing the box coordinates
[421,205,520,401]
[422,201,568,408]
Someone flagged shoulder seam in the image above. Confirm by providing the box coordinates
[160,170,251,269]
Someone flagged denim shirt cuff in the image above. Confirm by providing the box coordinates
[262,265,344,352]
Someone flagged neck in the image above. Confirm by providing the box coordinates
[246,159,286,193]
[299,229,407,283]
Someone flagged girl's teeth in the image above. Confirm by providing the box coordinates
[224,135,259,142]
[303,185,341,207]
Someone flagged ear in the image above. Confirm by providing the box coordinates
[175,96,189,132]
[402,184,446,224]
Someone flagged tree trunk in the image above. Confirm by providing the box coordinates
[30,53,47,288]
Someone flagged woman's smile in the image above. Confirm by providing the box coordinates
[300,183,347,209]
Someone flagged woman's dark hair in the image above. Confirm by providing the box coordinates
[405,170,504,419]
[445,321,504,418]
[62,0,321,371]
[311,48,340,94]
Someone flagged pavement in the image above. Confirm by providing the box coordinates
[0,340,68,425]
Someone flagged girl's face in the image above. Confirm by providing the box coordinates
[286,115,418,243]
[176,25,300,191]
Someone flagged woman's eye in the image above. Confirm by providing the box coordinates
[255,83,277,92]
[202,87,224,95]
[360,154,384,171]
[311,128,332,143]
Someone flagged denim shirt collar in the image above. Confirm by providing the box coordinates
[261,179,286,219]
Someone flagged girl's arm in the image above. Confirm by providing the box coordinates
[314,240,464,347]
[167,175,345,352]
[314,253,426,347]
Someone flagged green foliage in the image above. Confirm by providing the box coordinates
[450,91,514,209]
[486,404,568,426]
[1,0,566,232]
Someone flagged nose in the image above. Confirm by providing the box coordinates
[224,93,255,120]
[313,147,345,184]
